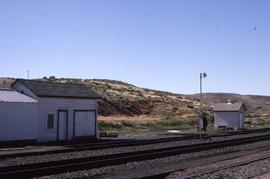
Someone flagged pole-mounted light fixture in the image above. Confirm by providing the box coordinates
[199,72,207,139]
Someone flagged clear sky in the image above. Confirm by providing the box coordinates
[1,0,270,95]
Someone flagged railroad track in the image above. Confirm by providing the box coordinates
[147,152,270,179]
[1,133,270,178]
[1,128,270,159]
[249,170,270,179]
[185,153,270,179]
[141,144,270,179]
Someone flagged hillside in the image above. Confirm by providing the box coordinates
[1,76,270,130]
[189,93,270,116]
[0,77,200,120]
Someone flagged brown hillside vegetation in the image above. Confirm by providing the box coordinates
[1,77,270,130]
[0,77,199,118]
[189,93,270,118]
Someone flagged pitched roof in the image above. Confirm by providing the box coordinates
[213,102,247,112]
[12,79,101,99]
[0,88,38,103]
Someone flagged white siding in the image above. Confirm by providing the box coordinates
[214,111,243,129]
[74,111,96,137]
[38,97,97,142]
[0,102,38,141]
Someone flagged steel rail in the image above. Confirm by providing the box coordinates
[0,133,270,178]
[142,145,270,179]
[185,154,270,178]
[1,128,269,159]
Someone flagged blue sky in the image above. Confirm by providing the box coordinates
[1,0,270,95]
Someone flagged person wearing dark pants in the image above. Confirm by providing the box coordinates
[202,112,211,141]
[202,113,208,132]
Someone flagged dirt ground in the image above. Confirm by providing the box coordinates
[98,115,160,121]
[0,129,193,156]
[114,129,196,140]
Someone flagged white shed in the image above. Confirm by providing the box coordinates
[0,88,38,142]
[0,79,101,142]
[213,102,247,130]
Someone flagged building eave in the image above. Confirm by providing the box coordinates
[38,95,102,100]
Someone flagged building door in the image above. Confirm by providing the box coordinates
[240,113,244,129]
[58,111,68,140]
[74,111,96,138]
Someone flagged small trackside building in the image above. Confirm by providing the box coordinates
[0,88,38,142]
[213,102,247,130]
[11,79,101,142]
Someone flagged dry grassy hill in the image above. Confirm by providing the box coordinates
[189,93,270,121]
[0,77,200,118]
[1,76,270,131]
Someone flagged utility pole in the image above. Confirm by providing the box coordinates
[27,70,30,79]
[199,72,207,139]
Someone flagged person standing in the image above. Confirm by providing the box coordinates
[202,113,208,132]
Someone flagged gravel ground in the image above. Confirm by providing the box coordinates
[254,171,270,179]
[182,149,270,179]
[1,132,270,167]
[40,140,270,179]
[190,158,270,179]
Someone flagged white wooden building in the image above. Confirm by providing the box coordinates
[0,79,101,142]
[0,89,38,141]
[213,102,247,130]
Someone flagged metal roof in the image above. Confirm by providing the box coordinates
[213,102,247,112]
[0,88,38,103]
[12,79,101,99]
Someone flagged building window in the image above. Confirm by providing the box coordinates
[47,114,54,129]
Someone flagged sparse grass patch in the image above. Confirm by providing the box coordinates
[98,117,200,132]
